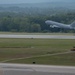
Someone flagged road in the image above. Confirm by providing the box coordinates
[0,63,75,75]
[0,34,75,39]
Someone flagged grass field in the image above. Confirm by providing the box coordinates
[0,38,75,66]
[0,32,74,35]
[7,52,75,66]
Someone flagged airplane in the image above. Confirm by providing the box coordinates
[45,20,75,29]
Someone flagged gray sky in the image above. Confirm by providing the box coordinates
[0,0,52,4]
[0,0,72,4]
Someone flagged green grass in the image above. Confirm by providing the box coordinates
[8,52,75,66]
[0,32,74,35]
[0,38,75,66]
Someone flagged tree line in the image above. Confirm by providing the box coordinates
[0,12,75,33]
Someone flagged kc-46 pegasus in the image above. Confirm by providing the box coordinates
[45,20,75,29]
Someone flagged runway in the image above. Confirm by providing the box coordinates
[0,63,75,75]
[0,34,75,39]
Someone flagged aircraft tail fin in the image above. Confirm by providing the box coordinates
[71,21,75,27]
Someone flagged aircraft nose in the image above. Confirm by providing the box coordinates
[45,21,47,24]
[45,20,49,24]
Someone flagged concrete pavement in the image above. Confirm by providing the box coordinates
[0,34,75,39]
[0,63,75,75]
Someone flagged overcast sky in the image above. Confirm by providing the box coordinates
[0,0,52,4]
[0,0,73,4]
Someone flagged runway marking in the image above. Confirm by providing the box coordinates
[1,51,74,63]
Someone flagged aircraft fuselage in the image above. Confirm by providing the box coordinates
[45,20,74,29]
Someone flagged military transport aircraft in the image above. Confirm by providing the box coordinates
[45,20,75,29]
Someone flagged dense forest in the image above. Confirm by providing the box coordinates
[0,2,75,33]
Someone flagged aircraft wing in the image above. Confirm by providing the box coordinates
[50,25,60,28]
